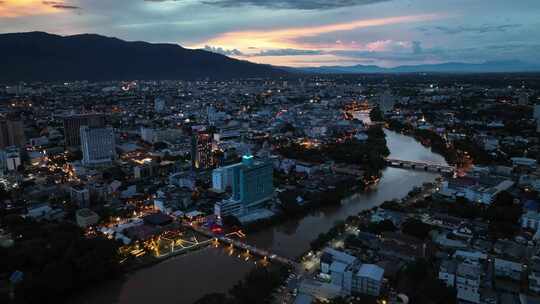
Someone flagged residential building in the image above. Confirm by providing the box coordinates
[76,208,100,228]
[321,247,384,297]
[522,211,540,231]
[494,258,522,281]
[71,185,90,208]
[529,257,540,294]
[518,92,529,105]
[140,127,156,144]
[456,263,482,304]
[1,147,21,171]
[169,172,196,190]
[354,264,385,296]
[439,260,457,287]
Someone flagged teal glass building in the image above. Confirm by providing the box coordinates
[231,155,274,211]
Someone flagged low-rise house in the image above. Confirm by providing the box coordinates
[529,257,540,294]
[522,211,540,231]
[321,248,385,296]
[76,208,100,227]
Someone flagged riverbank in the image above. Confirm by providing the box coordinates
[386,119,459,165]
[386,118,497,169]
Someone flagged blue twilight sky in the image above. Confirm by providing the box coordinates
[0,0,539,67]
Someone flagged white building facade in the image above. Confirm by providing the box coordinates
[81,126,116,167]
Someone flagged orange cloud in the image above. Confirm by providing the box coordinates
[0,0,76,18]
[199,14,440,51]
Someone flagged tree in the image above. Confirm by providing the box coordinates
[194,293,232,304]
[228,266,288,304]
[369,106,384,122]
[397,259,456,304]
[366,220,397,234]
[1,217,121,304]
[153,141,168,150]
[486,191,521,238]
[0,186,11,202]
[447,197,484,219]
[401,218,433,240]
[223,215,242,228]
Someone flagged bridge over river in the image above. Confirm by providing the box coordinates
[184,224,299,268]
[386,158,455,174]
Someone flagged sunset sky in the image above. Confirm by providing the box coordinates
[1,0,539,67]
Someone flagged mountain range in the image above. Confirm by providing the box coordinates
[292,60,540,74]
[0,32,284,82]
[1,32,539,82]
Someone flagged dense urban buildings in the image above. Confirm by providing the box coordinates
[1,74,540,304]
[2,0,540,302]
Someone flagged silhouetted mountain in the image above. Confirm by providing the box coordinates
[293,60,540,74]
[0,32,286,81]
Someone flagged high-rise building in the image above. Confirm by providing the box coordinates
[379,90,395,113]
[62,113,106,147]
[212,164,237,192]
[0,150,5,174]
[80,126,116,167]
[519,92,529,105]
[191,131,214,170]
[232,155,273,209]
[534,104,540,120]
[155,97,166,113]
[140,127,156,144]
[0,119,25,149]
[534,105,540,133]
[207,106,217,125]
[214,155,274,218]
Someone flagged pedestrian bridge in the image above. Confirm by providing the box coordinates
[184,224,298,268]
[385,158,455,174]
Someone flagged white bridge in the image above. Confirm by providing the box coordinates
[386,158,455,174]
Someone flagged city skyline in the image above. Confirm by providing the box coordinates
[0,0,539,67]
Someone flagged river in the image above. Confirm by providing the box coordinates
[72,126,447,304]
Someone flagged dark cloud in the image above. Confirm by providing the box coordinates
[419,24,521,35]
[200,0,391,10]
[42,1,81,10]
[203,45,244,56]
